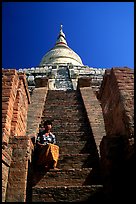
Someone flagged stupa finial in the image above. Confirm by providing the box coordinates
[55,24,67,46]
[60,24,63,30]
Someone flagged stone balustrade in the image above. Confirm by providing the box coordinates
[18,65,106,91]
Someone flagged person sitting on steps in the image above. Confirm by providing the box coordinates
[35,120,59,170]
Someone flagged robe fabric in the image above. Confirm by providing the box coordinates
[36,143,59,168]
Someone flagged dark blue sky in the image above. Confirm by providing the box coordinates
[2,2,134,69]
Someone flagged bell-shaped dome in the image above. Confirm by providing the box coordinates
[40,25,83,66]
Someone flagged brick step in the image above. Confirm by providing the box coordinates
[42,112,87,119]
[42,106,85,112]
[41,122,90,129]
[32,185,104,202]
[39,123,91,132]
[51,126,90,132]
[41,114,89,121]
[47,90,79,93]
[45,98,82,102]
[41,117,89,123]
[42,113,88,121]
[46,91,81,97]
[53,131,92,141]
[45,97,83,102]
[42,111,86,116]
[44,101,84,105]
[42,108,86,114]
[32,168,94,187]
[43,101,83,106]
[57,154,97,169]
[58,141,92,154]
[45,101,83,106]
[45,98,82,103]
[46,94,81,99]
[43,106,85,111]
[47,92,80,95]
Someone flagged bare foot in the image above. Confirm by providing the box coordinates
[52,167,60,170]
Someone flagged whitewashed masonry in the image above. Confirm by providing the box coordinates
[18,25,106,91]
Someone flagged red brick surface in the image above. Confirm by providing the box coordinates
[2,70,19,144]
[26,87,48,139]
[2,69,30,144]
[2,147,13,202]
[6,136,33,202]
[78,86,106,156]
[2,67,134,202]
[2,69,31,202]
[98,67,134,138]
[98,67,134,202]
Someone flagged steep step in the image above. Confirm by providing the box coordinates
[54,131,91,141]
[58,141,92,154]
[42,112,87,120]
[42,109,87,116]
[41,116,88,122]
[55,127,89,133]
[41,122,90,128]
[45,98,82,103]
[32,185,104,202]
[43,103,84,108]
[43,99,82,103]
[45,91,81,97]
[32,168,93,187]
[45,101,83,106]
[58,154,97,169]
[30,90,103,202]
[42,112,87,119]
[52,124,91,132]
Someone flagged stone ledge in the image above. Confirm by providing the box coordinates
[79,87,106,157]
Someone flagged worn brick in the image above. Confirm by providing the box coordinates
[98,67,134,138]
[2,69,31,202]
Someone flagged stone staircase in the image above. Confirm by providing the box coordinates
[31,90,104,202]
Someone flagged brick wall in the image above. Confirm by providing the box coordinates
[2,70,30,142]
[98,67,134,202]
[98,67,134,175]
[10,73,31,137]
[6,136,33,202]
[2,69,31,202]
[98,67,134,138]
[2,69,19,145]
[2,147,13,202]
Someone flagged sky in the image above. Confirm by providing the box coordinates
[2,2,134,69]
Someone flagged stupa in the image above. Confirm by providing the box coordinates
[18,25,106,91]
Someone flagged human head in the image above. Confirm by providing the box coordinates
[44,120,52,132]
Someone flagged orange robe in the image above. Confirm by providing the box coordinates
[36,143,59,168]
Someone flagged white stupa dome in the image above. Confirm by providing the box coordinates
[40,25,83,66]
